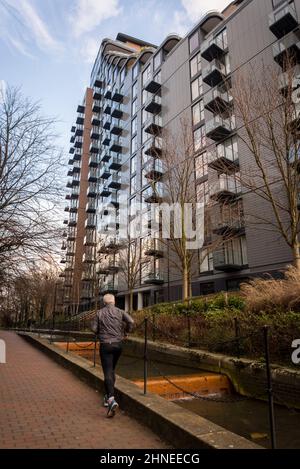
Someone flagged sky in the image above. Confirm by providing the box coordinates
[0,0,229,153]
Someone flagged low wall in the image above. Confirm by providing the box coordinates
[18,332,260,450]
[124,338,300,410]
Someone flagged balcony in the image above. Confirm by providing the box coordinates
[104,87,112,100]
[73,162,81,173]
[103,115,111,130]
[102,133,111,146]
[207,148,239,173]
[93,89,102,100]
[70,188,80,199]
[83,252,95,264]
[66,247,75,257]
[69,204,78,213]
[206,116,235,141]
[75,128,83,137]
[86,200,97,213]
[108,174,121,189]
[213,249,243,272]
[210,175,241,201]
[92,101,101,114]
[144,240,164,258]
[70,135,75,143]
[68,219,77,227]
[99,185,111,197]
[144,159,164,180]
[204,89,233,114]
[144,137,162,157]
[269,2,298,39]
[278,64,300,93]
[85,217,97,229]
[84,234,96,246]
[74,139,83,149]
[100,150,111,163]
[88,170,98,183]
[111,119,122,136]
[100,283,118,294]
[76,116,84,125]
[144,190,163,204]
[89,154,99,167]
[97,265,110,275]
[111,104,123,119]
[273,33,300,67]
[103,103,111,115]
[109,138,122,153]
[201,35,227,62]
[90,128,100,140]
[107,191,119,208]
[71,125,76,133]
[60,257,66,264]
[68,158,74,166]
[203,59,227,87]
[67,230,76,241]
[111,88,123,103]
[100,165,111,179]
[93,78,103,88]
[90,141,99,154]
[105,237,123,250]
[87,184,97,197]
[92,116,101,126]
[109,155,122,171]
[145,95,162,114]
[81,270,93,281]
[73,150,82,161]
[212,217,245,237]
[144,76,161,94]
[77,105,85,114]
[144,115,162,136]
[144,272,164,285]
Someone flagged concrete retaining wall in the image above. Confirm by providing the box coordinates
[18,332,260,450]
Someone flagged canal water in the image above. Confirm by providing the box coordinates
[54,340,300,449]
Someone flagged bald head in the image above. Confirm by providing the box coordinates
[103,293,115,305]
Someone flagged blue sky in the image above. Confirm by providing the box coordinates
[0,0,229,153]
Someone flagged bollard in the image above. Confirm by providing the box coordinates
[187,312,191,347]
[93,336,97,367]
[144,317,148,395]
[234,317,241,358]
[263,325,277,450]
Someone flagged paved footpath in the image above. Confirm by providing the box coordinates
[0,331,168,449]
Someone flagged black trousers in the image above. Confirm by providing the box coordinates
[100,342,122,398]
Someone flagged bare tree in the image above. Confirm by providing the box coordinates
[0,86,63,280]
[230,60,300,268]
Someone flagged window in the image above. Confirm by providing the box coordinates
[189,30,199,53]
[200,282,215,295]
[132,81,138,99]
[142,65,151,86]
[142,108,150,124]
[192,100,204,126]
[120,67,126,83]
[132,99,137,116]
[132,62,139,80]
[195,152,208,179]
[130,175,137,195]
[191,76,203,101]
[196,180,209,204]
[155,71,161,84]
[200,252,214,274]
[131,117,137,135]
[142,148,151,166]
[154,51,162,70]
[131,155,136,174]
[142,89,150,105]
[142,127,150,144]
[194,126,206,152]
[141,166,149,187]
[190,52,201,78]
[131,135,137,154]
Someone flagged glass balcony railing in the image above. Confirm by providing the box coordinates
[269,2,298,39]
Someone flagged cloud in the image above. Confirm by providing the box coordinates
[0,80,6,102]
[0,0,62,56]
[181,0,229,22]
[70,0,122,37]
[79,37,100,64]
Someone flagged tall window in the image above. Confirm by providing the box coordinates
[132,81,138,99]
[194,126,206,152]
[130,175,137,195]
[132,63,139,80]
[216,136,238,162]
[130,155,136,174]
[195,152,208,178]
[131,116,137,135]
[131,135,137,154]
[154,51,162,70]
[142,89,150,105]
[142,127,150,144]
[142,108,150,124]
[189,30,199,53]
[197,180,209,204]
[192,100,204,126]
[132,99,137,116]
[190,52,201,78]
[191,75,203,101]
[142,65,151,86]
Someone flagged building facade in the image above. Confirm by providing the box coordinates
[60,0,300,312]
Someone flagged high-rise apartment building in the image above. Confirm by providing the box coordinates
[60,0,300,313]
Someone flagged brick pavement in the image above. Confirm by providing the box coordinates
[0,331,168,449]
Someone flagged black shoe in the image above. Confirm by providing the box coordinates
[103,395,109,407]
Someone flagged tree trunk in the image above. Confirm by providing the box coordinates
[129,290,134,313]
[182,265,189,302]
[292,240,300,270]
